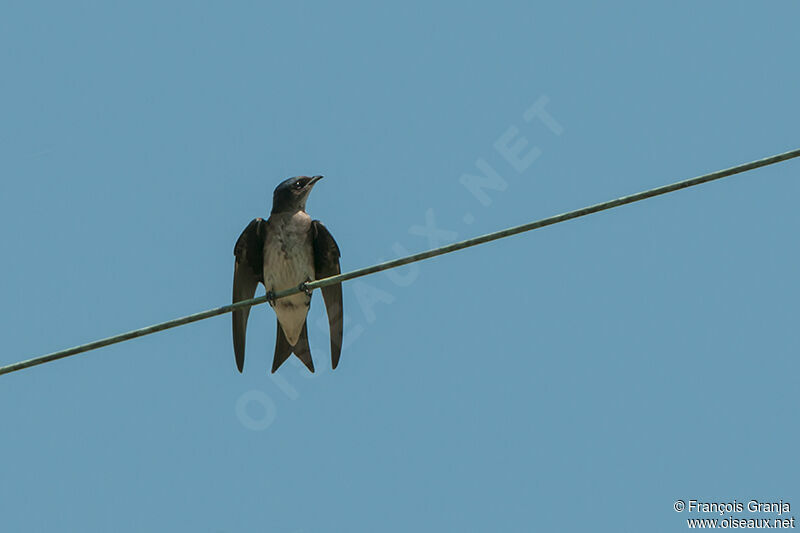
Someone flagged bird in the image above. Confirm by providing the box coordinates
[232,175,343,373]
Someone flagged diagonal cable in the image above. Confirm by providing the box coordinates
[1,147,799,377]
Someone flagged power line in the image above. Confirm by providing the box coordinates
[2,147,799,377]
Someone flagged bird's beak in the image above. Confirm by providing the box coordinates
[309,175,324,186]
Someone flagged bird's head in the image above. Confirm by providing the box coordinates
[271,175,323,214]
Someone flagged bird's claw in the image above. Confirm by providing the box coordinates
[266,290,276,307]
[298,281,312,296]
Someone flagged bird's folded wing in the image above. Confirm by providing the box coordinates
[312,220,343,369]
[232,217,267,372]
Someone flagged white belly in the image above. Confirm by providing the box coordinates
[272,294,310,346]
[263,212,315,346]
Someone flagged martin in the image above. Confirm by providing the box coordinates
[232,175,343,373]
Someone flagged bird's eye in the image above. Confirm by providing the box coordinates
[294,181,305,190]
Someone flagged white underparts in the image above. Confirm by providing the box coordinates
[262,211,315,346]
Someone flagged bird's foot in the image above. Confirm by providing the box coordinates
[298,279,312,296]
[266,290,277,307]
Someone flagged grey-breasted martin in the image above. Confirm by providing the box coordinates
[232,175,343,373]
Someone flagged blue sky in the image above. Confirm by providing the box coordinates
[1,2,799,532]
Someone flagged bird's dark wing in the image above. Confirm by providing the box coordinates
[311,220,343,369]
[232,218,267,372]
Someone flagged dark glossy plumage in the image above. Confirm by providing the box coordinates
[311,220,343,369]
[232,217,267,372]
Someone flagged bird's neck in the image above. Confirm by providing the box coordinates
[270,204,307,216]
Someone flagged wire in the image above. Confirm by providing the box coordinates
[2,147,799,377]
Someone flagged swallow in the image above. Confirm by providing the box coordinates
[232,175,343,373]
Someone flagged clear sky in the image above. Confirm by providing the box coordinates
[1,2,799,532]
